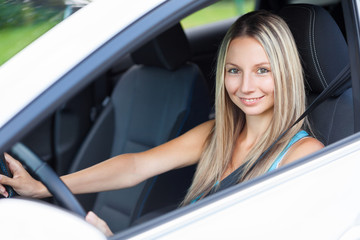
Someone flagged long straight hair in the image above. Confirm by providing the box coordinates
[182,10,309,205]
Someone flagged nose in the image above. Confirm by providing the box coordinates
[240,72,255,93]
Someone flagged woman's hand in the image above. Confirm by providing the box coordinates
[86,211,114,237]
[0,153,46,198]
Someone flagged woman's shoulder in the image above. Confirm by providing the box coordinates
[280,134,324,166]
[294,136,324,152]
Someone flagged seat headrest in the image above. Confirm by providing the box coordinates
[278,4,350,95]
[131,23,191,71]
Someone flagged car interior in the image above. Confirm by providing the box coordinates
[11,0,354,233]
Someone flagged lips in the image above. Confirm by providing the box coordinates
[239,96,264,105]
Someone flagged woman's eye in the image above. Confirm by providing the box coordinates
[257,68,269,74]
[228,68,239,74]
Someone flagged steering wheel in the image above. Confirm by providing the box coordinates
[11,143,86,217]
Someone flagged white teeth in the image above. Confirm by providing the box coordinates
[243,97,260,102]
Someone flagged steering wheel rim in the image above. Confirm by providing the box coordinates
[11,143,86,217]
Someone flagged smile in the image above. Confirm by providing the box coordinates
[240,96,264,105]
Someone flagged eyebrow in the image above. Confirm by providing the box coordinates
[254,62,271,67]
[225,63,240,68]
[225,62,270,67]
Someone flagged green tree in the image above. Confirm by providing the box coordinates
[0,0,64,28]
[0,0,28,28]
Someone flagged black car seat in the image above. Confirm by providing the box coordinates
[277,4,353,145]
[69,23,211,232]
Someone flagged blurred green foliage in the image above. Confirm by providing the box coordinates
[0,0,255,65]
[0,20,59,65]
[0,0,64,28]
[0,0,64,65]
[181,0,255,29]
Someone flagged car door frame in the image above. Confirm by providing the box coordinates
[343,0,360,132]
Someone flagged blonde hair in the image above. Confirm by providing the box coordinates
[182,10,309,205]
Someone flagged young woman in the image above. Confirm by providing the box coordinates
[0,10,323,236]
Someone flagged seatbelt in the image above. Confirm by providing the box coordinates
[245,64,351,176]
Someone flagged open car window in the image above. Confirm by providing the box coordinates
[181,0,256,29]
[0,1,69,66]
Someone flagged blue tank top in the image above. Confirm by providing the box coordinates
[267,130,309,172]
[190,130,309,204]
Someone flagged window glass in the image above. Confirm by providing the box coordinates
[181,0,256,29]
[0,0,87,66]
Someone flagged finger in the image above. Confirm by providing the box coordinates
[0,183,9,198]
[0,174,15,197]
[0,173,13,186]
[85,211,97,224]
[86,211,113,237]
[4,152,20,165]
[4,153,22,174]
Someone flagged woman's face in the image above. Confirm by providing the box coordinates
[224,36,275,118]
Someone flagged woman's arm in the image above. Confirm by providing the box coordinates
[0,120,214,198]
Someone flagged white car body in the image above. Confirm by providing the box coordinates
[0,198,106,239]
[0,0,360,239]
[129,136,360,239]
